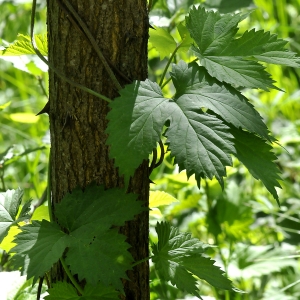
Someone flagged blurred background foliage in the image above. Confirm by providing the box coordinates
[0,0,300,299]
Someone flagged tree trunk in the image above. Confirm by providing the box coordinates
[47,1,149,298]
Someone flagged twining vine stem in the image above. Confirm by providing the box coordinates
[30,0,112,104]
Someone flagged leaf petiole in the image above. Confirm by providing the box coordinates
[159,43,182,87]
[131,256,153,268]
[60,257,84,295]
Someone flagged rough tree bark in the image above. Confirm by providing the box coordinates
[47,1,149,299]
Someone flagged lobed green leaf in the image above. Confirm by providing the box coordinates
[152,222,232,298]
[45,282,120,300]
[10,220,69,283]
[230,127,282,204]
[186,6,300,90]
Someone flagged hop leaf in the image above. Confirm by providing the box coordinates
[152,222,233,298]
[0,188,31,243]
[186,6,300,90]
[0,33,48,56]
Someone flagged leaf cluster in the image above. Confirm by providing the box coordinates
[9,185,145,293]
[106,5,300,204]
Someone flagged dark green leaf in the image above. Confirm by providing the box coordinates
[55,184,144,232]
[170,61,270,140]
[230,127,281,204]
[10,220,69,283]
[45,282,120,300]
[152,222,232,297]
[186,6,299,90]
[66,229,132,290]
[107,79,235,188]
[44,282,79,300]
[165,102,234,189]
[55,184,144,289]
[106,80,170,184]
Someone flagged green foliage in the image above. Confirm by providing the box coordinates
[9,184,145,293]
[186,6,300,90]
[2,0,300,299]
[107,58,281,198]
[0,188,30,243]
[151,222,233,298]
[0,34,47,56]
[11,220,69,283]
[45,282,120,300]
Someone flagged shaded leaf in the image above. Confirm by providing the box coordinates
[55,184,144,290]
[230,127,281,203]
[204,0,254,13]
[66,229,132,290]
[10,220,69,283]
[45,282,120,300]
[152,222,232,297]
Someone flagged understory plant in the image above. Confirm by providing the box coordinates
[1,2,300,299]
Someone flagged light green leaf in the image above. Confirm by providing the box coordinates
[152,222,232,297]
[150,191,178,208]
[0,188,25,243]
[149,26,177,59]
[0,101,11,111]
[9,113,40,123]
[31,205,50,221]
[0,225,21,252]
[0,33,48,56]
[170,61,270,140]
[186,6,298,90]
[230,127,281,203]
[10,220,70,283]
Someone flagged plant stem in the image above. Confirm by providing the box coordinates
[131,256,153,267]
[30,0,112,103]
[159,44,181,87]
[60,257,84,295]
[60,0,123,90]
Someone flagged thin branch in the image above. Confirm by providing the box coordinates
[30,0,112,103]
[60,257,84,295]
[37,276,44,300]
[159,44,181,87]
[60,0,123,90]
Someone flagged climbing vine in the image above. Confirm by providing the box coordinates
[1,2,299,299]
